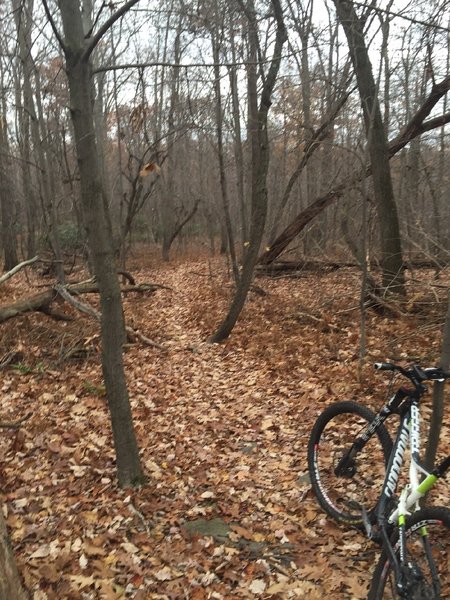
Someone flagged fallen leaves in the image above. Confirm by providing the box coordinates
[29,545,52,559]
[1,259,448,598]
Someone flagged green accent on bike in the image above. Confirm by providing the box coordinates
[398,514,406,526]
[417,474,438,494]
[420,526,428,536]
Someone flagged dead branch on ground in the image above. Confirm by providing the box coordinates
[0,412,32,430]
[0,256,39,285]
[55,285,166,351]
[0,278,168,350]
[0,280,168,324]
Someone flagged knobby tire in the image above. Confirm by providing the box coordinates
[307,400,393,527]
[368,506,450,599]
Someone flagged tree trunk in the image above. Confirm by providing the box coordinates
[425,293,450,470]
[12,0,37,261]
[229,28,248,250]
[11,1,65,282]
[0,144,18,271]
[210,0,286,342]
[0,507,27,600]
[333,0,405,295]
[30,62,65,282]
[160,19,182,262]
[0,108,18,270]
[211,28,239,282]
[57,0,144,487]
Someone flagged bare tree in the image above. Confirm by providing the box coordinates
[210,3,240,281]
[0,118,18,271]
[258,76,450,266]
[333,0,405,295]
[228,19,248,251]
[210,0,287,342]
[44,0,145,487]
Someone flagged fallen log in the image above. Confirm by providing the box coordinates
[55,285,166,350]
[0,281,167,352]
[0,289,58,322]
[0,281,167,350]
[0,281,164,324]
[256,259,355,274]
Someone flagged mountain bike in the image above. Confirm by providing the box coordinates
[306,362,450,599]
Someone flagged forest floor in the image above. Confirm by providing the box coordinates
[0,251,449,600]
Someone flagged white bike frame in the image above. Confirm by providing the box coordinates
[386,401,435,525]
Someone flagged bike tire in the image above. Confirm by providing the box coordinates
[368,506,450,599]
[307,400,393,526]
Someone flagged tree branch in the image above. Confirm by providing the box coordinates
[0,412,32,430]
[388,76,450,156]
[41,0,66,50]
[92,51,303,74]
[55,284,101,320]
[0,256,38,285]
[54,285,166,350]
[82,0,141,62]
[258,74,450,265]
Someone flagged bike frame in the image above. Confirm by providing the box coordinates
[328,363,450,597]
[352,386,449,596]
[375,396,424,591]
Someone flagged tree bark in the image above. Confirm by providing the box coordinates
[0,507,27,600]
[56,0,145,487]
[210,0,287,342]
[333,0,405,294]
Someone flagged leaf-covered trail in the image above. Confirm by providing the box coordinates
[0,257,447,599]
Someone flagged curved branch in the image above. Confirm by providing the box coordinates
[388,76,450,156]
[81,0,141,62]
[0,256,39,285]
[258,75,450,266]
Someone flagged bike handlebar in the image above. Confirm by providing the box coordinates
[374,362,450,382]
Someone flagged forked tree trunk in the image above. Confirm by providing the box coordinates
[210,0,287,342]
[56,0,144,487]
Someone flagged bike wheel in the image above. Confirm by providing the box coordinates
[368,506,450,599]
[307,400,393,526]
